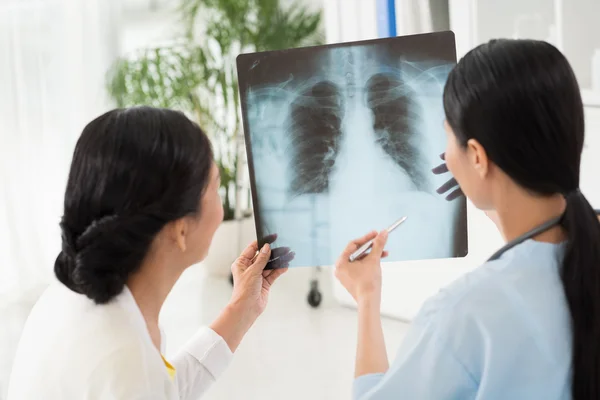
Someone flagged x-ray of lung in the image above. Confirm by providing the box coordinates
[237,31,468,268]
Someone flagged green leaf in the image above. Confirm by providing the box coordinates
[106,0,323,214]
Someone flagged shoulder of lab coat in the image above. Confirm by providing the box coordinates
[87,326,233,400]
[7,282,233,400]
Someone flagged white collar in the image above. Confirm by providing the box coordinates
[117,285,166,354]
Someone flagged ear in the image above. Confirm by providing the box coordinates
[466,138,489,178]
[171,218,188,252]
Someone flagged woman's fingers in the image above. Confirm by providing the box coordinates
[341,230,377,257]
[271,246,291,260]
[352,230,378,247]
[239,241,259,261]
[263,233,278,244]
[369,230,388,260]
[355,249,389,261]
[263,267,288,285]
[236,235,283,270]
[248,243,271,274]
[445,187,463,201]
[432,152,465,201]
[257,247,295,270]
[279,251,295,263]
[431,163,449,174]
[436,177,458,194]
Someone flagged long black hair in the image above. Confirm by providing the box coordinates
[443,39,600,399]
[55,107,213,304]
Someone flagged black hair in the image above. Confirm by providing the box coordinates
[55,106,214,304]
[443,39,600,399]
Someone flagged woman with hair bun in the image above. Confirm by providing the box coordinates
[8,106,291,399]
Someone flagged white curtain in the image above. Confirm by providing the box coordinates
[0,0,120,396]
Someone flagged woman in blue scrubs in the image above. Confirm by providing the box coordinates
[335,39,600,399]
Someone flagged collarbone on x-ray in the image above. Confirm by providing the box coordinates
[275,62,447,198]
[239,33,468,268]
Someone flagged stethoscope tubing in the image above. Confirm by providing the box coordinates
[487,209,600,262]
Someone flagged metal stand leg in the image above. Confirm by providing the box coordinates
[307,266,322,308]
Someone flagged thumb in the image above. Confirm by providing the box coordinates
[249,243,271,273]
[369,230,388,259]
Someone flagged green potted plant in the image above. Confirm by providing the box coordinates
[106,0,323,275]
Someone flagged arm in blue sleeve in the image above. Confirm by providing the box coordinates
[354,373,385,399]
[352,313,478,400]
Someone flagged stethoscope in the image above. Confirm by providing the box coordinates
[487,208,600,262]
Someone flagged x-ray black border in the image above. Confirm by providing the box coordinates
[236,30,462,268]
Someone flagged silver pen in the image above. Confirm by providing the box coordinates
[348,216,408,262]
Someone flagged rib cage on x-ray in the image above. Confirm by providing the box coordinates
[287,73,427,196]
[366,73,427,191]
[245,65,455,262]
[287,70,430,197]
[237,32,468,268]
[288,81,344,195]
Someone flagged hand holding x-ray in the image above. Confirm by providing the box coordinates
[261,233,296,269]
[432,152,463,201]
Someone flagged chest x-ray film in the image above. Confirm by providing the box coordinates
[237,31,468,269]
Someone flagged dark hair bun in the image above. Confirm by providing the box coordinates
[55,214,164,304]
[54,248,80,295]
[55,107,213,304]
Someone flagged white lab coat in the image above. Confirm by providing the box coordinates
[7,281,232,399]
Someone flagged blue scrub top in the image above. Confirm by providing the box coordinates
[354,239,571,400]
